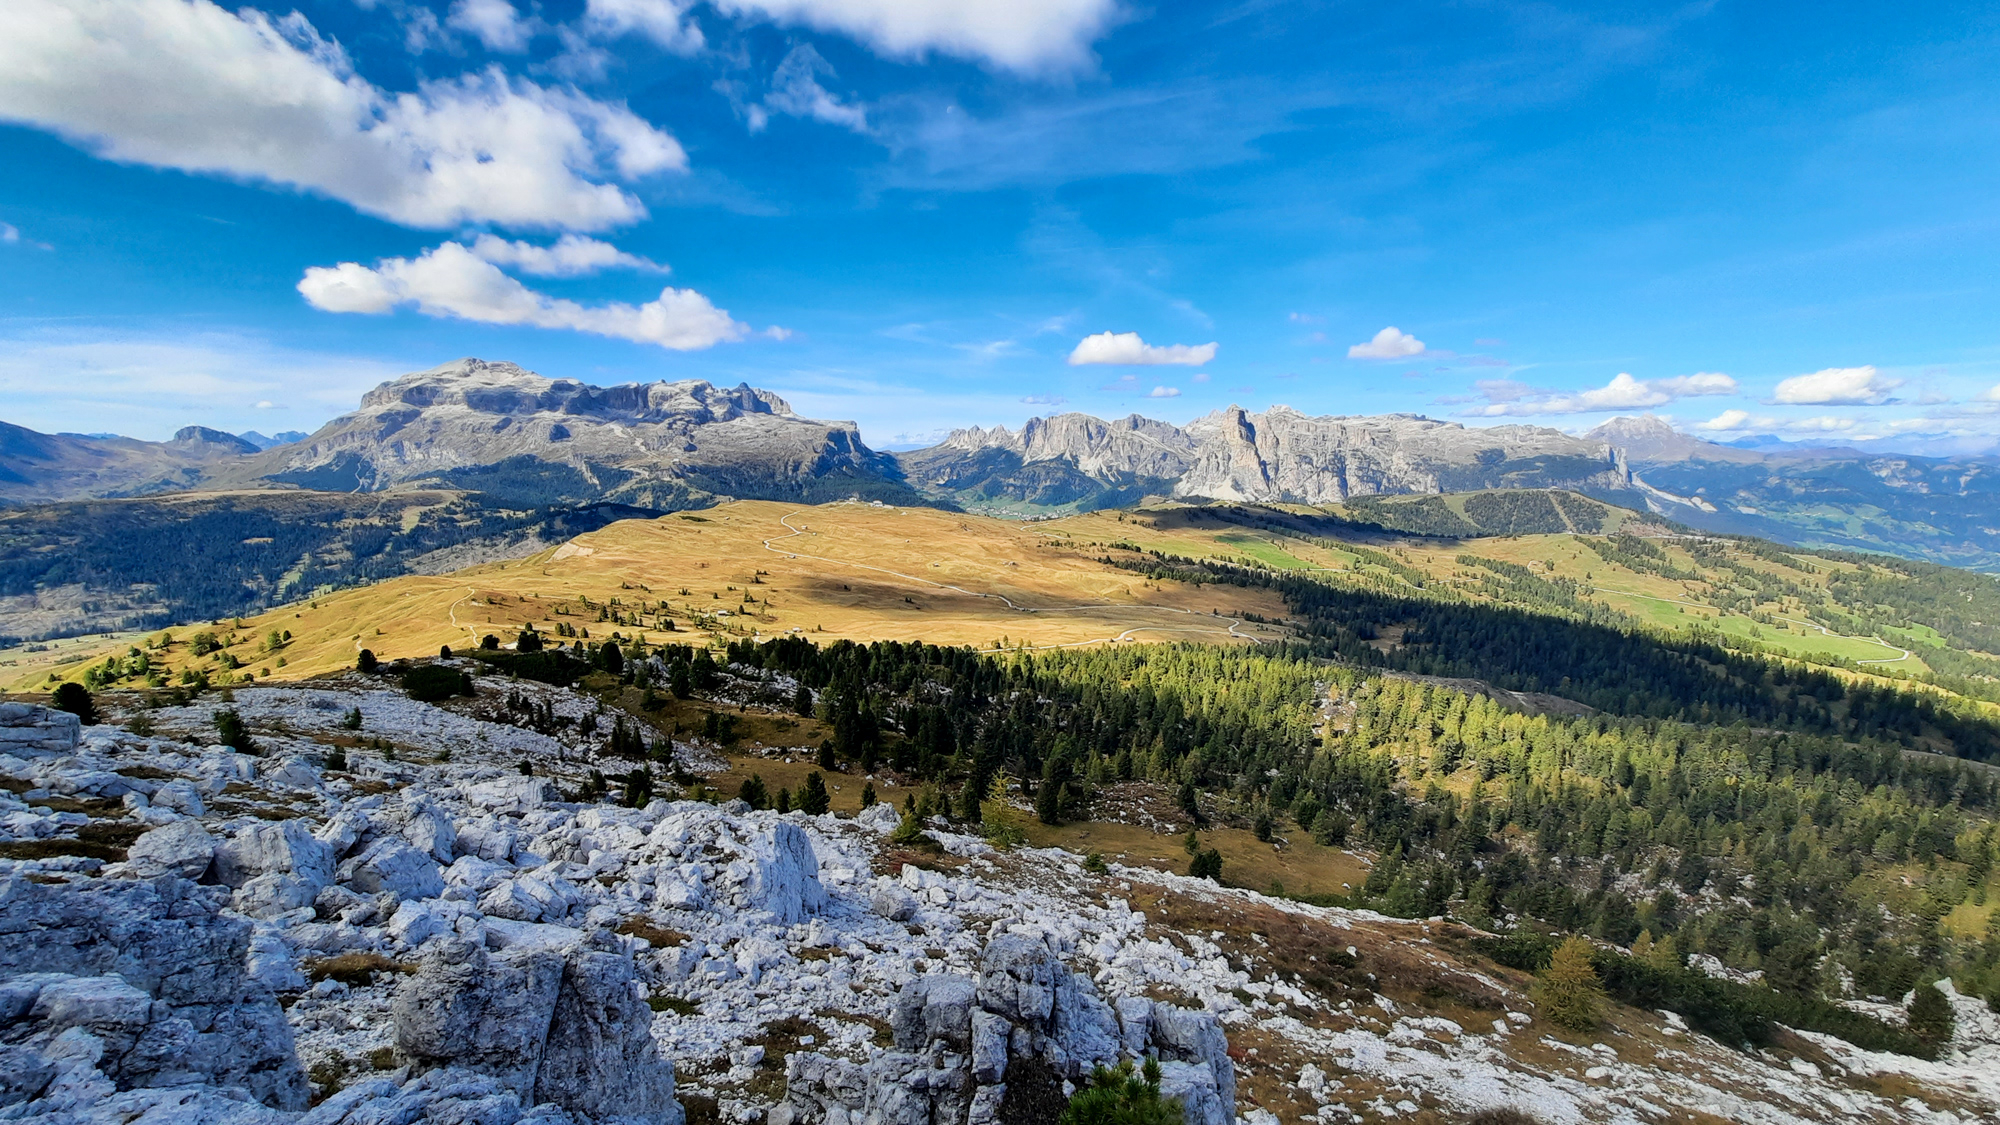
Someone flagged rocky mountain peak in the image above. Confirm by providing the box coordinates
[358,358,798,427]
[1584,414,1761,465]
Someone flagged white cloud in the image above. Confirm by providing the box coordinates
[0,0,685,231]
[298,241,756,350]
[1147,385,1180,398]
[1460,371,1740,417]
[1980,383,2000,403]
[0,223,17,244]
[1692,410,1862,435]
[1067,331,1216,366]
[1347,326,1425,359]
[1020,394,1065,405]
[1191,372,1209,383]
[712,0,1122,72]
[466,233,664,276]
[1652,372,1737,397]
[1771,365,1903,405]
[749,44,868,133]
[448,0,536,50]
[581,0,704,52]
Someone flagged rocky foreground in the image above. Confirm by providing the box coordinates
[0,676,1996,1125]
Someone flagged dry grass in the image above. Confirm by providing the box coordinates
[304,952,414,986]
[13,499,1291,691]
[614,916,688,948]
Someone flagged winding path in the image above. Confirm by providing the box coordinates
[759,511,1264,649]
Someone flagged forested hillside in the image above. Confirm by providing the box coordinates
[611,632,2000,1052]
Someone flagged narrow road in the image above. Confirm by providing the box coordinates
[760,511,1263,648]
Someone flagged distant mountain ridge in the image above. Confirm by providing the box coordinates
[3,360,2000,569]
[900,406,1634,510]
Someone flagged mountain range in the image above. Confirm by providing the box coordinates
[3,357,1999,589]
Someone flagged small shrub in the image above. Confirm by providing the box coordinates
[1060,1058,1182,1125]
[1083,852,1109,874]
[355,649,378,673]
[1188,848,1223,881]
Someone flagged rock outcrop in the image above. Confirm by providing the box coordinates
[0,874,310,1110]
[388,933,685,1125]
[0,702,80,757]
[775,932,1234,1125]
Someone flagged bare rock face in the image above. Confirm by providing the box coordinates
[391,933,685,1125]
[0,874,310,1110]
[902,405,1632,511]
[0,702,81,757]
[226,358,916,510]
[1177,407,1630,504]
[783,932,1225,1125]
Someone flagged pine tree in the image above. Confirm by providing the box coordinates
[1907,982,1956,1050]
[51,683,96,726]
[1536,935,1606,1031]
[775,787,792,814]
[799,771,831,815]
[1036,777,1063,826]
[860,782,876,807]
[739,774,769,810]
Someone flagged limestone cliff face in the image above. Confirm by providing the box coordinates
[902,405,1632,509]
[222,358,915,508]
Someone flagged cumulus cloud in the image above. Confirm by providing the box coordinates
[1347,326,1425,359]
[298,241,755,350]
[749,45,868,133]
[466,233,664,276]
[448,0,536,50]
[711,0,1122,72]
[1067,331,1216,366]
[1458,371,1739,417]
[1771,365,1903,405]
[0,0,685,231]
[1147,385,1180,398]
[1980,383,2000,403]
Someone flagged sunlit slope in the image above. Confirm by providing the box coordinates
[16,490,1999,702]
[1048,502,1929,670]
[8,500,1291,688]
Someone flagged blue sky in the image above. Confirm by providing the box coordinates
[3,0,2000,452]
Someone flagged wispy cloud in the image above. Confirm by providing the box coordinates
[1456,372,1737,416]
